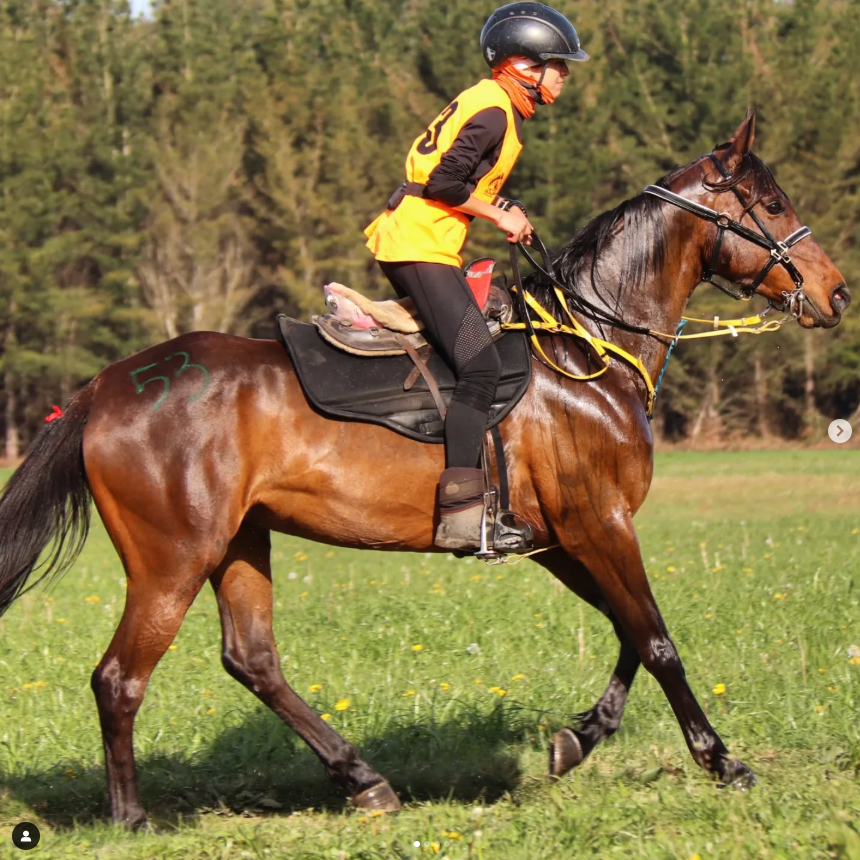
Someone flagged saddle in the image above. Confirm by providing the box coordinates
[275,259,531,444]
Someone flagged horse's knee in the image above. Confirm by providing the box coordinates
[640,636,683,679]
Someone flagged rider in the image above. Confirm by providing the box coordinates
[364,2,588,551]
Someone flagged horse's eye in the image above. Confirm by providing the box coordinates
[765,200,785,215]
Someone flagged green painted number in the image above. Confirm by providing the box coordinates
[130,352,210,411]
[130,363,170,411]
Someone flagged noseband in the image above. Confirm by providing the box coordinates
[644,154,812,318]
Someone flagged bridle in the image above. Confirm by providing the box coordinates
[643,154,813,319]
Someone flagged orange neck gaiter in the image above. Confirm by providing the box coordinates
[493,60,556,120]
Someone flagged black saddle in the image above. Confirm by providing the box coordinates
[276,315,531,443]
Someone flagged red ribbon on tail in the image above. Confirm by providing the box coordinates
[45,405,65,423]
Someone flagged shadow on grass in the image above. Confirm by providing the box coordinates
[0,703,536,829]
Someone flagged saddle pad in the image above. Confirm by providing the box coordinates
[276,315,531,443]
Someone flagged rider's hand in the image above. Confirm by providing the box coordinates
[495,206,534,245]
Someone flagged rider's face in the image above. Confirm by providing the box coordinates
[520,59,570,98]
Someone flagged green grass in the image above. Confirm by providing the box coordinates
[0,452,859,859]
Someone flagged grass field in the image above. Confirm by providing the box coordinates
[0,451,859,860]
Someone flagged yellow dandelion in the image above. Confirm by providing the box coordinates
[84,595,100,603]
[743,568,753,574]
[512,674,526,681]
[773,593,787,600]
[470,574,483,582]
[815,704,825,713]
[488,686,507,696]
[443,831,463,840]
[294,551,308,561]
[335,698,350,711]
[712,683,726,696]
[321,713,332,721]
[689,855,702,860]
[853,529,859,535]
[402,690,416,697]
[439,682,450,691]
[828,685,838,692]
[818,668,826,674]
[202,689,211,697]
[536,622,544,628]
[475,679,484,685]
[206,708,216,716]
[309,684,323,692]
[168,645,178,650]
[57,618,68,623]
[850,657,860,666]
[412,644,424,652]
[22,681,48,690]
[666,566,676,572]
[325,550,335,558]
[300,591,309,598]
[534,613,542,618]
[704,613,714,619]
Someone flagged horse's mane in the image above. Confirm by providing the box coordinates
[521,151,777,330]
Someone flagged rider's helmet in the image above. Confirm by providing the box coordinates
[480,3,589,69]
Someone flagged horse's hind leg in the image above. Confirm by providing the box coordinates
[91,553,209,829]
[210,521,400,811]
[532,549,641,776]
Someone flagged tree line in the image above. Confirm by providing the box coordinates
[1,0,859,455]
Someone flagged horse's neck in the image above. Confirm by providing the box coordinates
[561,219,701,392]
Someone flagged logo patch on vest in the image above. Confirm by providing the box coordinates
[487,174,506,196]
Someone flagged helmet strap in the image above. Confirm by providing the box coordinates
[531,65,548,105]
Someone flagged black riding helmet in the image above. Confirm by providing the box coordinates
[480,2,589,69]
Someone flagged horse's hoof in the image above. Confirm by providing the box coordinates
[718,758,757,791]
[351,780,401,813]
[549,728,584,778]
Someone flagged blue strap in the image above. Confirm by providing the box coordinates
[653,320,687,401]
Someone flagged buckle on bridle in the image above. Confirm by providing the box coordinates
[771,241,792,264]
[716,213,731,228]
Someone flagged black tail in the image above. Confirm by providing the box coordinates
[0,383,95,617]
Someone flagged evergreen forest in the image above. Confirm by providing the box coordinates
[2,0,860,454]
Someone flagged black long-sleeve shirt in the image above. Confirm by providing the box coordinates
[425,107,525,207]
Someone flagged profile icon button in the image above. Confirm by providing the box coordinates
[11,822,40,850]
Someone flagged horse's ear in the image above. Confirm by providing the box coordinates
[715,107,756,174]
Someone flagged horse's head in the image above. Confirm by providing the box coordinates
[656,109,849,329]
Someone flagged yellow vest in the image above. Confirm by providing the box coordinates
[364,79,523,267]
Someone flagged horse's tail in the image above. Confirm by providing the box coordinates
[0,382,96,618]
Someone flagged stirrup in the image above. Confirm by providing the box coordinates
[474,441,533,561]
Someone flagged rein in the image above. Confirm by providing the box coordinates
[502,160,810,415]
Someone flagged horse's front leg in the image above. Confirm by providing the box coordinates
[553,516,755,788]
[531,549,640,775]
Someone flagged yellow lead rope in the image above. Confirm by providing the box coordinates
[502,291,788,416]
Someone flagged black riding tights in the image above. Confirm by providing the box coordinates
[379,261,501,469]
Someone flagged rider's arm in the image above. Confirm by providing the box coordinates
[423,108,532,241]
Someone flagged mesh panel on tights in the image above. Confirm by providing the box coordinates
[453,303,493,366]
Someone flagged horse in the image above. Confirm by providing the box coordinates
[0,110,849,829]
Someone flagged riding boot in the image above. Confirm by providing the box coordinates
[434,467,487,551]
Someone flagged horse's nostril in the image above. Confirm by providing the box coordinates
[832,285,851,313]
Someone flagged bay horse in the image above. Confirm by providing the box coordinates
[0,111,849,828]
